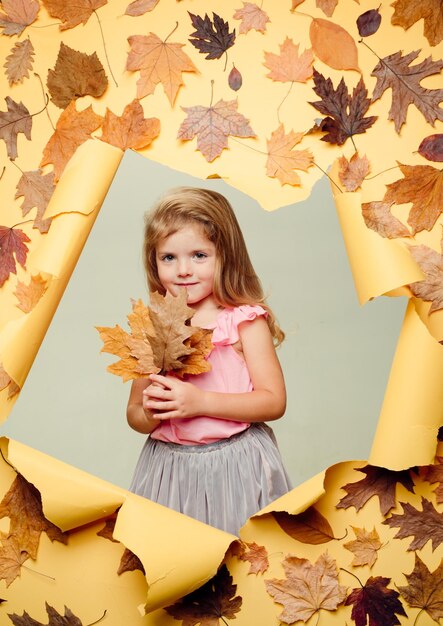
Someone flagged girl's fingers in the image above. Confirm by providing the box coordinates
[149,373,173,387]
[145,400,175,411]
[144,386,171,400]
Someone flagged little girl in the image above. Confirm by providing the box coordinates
[127,187,291,535]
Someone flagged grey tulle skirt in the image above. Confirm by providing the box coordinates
[129,423,292,536]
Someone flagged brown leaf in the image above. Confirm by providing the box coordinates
[266,124,313,186]
[409,243,443,312]
[336,465,416,516]
[345,576,407,626]
[233,2,270,34]
[338,152,370,191]
[343,526,382,568]
[398,554,443,621]
[0,97,32,160]
[422,456,443,503]
[15,168,55,233]
[0,474,67,560]
[0,533,29,587]
[264,38,313,83]
[361,200,412,239]
[273,507,336,544]
[96,516,119,542]
[4,38,35,85]
[391,0,443,46]
[118,547,145,575]
[40,101,103,181]
[265,553,346,624]
[9,603,83,626]
[231,541,269,575]
[383,497,443,551]
[165,564,242,625]
[357,8,382,37]
[0,225,30,288]
[177,328,212,377]
[126,32,197,106]
[371,50,443,133]
[47,42,108,109]
[188,12,235,61]
[310,18,359,71]
[228,65,242,91]
[99,100,160,150]
[418,134,443,162]
[178,98,256,162]
[384,163,443,234]
[0,0,39,36]
[315,0,338,17]
[41,0,107,29]
[125,0,159,16]
[14,274,48,313]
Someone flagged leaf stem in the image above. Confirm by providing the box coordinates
[0,447,18,474]
[413,608,424,626]
[223,51,228,72]
[313,161,343,193]
[277,82,293,125]
[34,72,55,130]
[86,610,107,626]
[364,165,400,180]
[10,159,24,174]
[220,618,229,626]
[22,564,56,581]
[93,9,118,88]
[292,10,314,19]
[0,166,5,181]
[10,219,35,229]
[350,135,357,152]
[340,567,363,587]
[210,80,215,107]
[30,22,62,28]
[164,21,179,43]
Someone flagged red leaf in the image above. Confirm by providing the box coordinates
[228,65,242,91]
[418,134,443,162]
[357,9,382,37]
[0,225,30,287]
[345,576,407,626]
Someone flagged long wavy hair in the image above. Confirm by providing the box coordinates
[143,187,284,345]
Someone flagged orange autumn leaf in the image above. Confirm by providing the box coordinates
[266,124,313,186]
[0,0,39,36]
[343,526,382,568]
[338,152,370,192]
[41,0,107,29]
[15,168,55,233]
[361,200,411,239]
[40,101,103,181]
[233,2,270,34]
[232,541,269,575]
[264,38,313,83]
[99,100,160,150]
[0,533,30,587]
[309,18,359,71]
[398,554,443,622]
[14,273,48,313]
[391,0,443,47]
[126,32,197,106]
[409,242,443,313]
[125,0,159,16]
[176,328,212,378]
[4,38,34,85]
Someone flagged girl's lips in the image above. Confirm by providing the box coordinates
[175,283,197,286]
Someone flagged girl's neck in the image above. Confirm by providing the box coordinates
[190,296,222,327]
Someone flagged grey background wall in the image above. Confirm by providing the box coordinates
[1,150,406,489]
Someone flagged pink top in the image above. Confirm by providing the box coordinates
[150,304,267,445]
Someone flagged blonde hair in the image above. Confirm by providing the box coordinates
[143,187,284,345]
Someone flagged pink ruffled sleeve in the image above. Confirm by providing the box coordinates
[211,305,268,346]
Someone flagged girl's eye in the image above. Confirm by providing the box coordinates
[194,252,207,260]
[160,254,174,262]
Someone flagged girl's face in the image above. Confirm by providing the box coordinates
[155,223,217,309]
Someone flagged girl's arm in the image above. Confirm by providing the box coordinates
[127,378,161,434]
[145,316,286,423]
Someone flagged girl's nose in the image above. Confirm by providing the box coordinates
[177,258,192,276]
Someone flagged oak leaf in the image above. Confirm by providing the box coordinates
[0,97,32,160]
[126,32,197,105]
[343,527,382,568]
[99,100,160,150]
[345,576,407,626]
[14,274,48,313]
[165,564,242,625]
[188,12,236,60]
[40,101,103,181]
[0,473,67,560]
[398,554,443,621]
[233,2,270,34]
[383,163,443,234]
[15,168,55,233]
[118,547,145,575]
[9,603,83,626]
[178,98,256,162]
[357,8,382,37]
[265,553,346,623]
[310,18,359,71]
[336,465,416,516]
[125,0,160,16]
[391,0,443,46]
[0,533,29,587]
[231,541,269,575]
[266,125,314,186]
[361,200,411,239]
[309,71,377,146]
[383,497,443,551]
[264,38,313,83]
[41,0,107,29]
[4,39,35,85]
[371,50,443,133]
[0,0,39,36]
[0,225,30,288]
[273,507,336,544]
[418,134,443,162]
[47,42,108,109]
[409,242,443,312]
[338,152,370,191]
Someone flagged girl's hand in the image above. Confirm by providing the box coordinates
[143,374,204,420]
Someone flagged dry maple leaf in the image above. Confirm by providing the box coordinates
[40,101,103,181]
[15,168,55,234]
[310,18,359,71]
[264,38,313,83]
[336,465,416,516]
[14,274,48,314]
[165,564,242,626]
[118,547,145,575]
[383,497,443,551]
[422,456,443,503]
[176,328,212,378]
[178,98,256,162]
[126,32,197,106]
[265,553,346,624]
[4,39,35,85]
[343,527,382,568]
[409,242,443,312]
[345,576,407,626]
[361,200,412,239]
[231,541,269,575]
[188,12,236,61]
[309,71,377,146]
[125,0,160,17]
[391,0,443,47]
[273,507,337,544]
[9,603,83,626]
[0,473,67,560]
[0,0,39,36]
[418,134,443,162]
[384,163,443,235]
[0,225,30,288]
[338,153,370,192]
[233,2,270,34]
[398,554,443,622]
[0,533,30,587]
[371,50,443,133]
[47,42,108,109]
[266,125,313,186]
[99,100,160,151]
[41,0,107,29]
[0,97,32,160]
